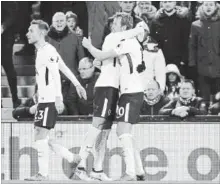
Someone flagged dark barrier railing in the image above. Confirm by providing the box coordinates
[10,115,220,123]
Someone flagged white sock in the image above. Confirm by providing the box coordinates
[119,134,135,177]
[48,140,76,163]
[78,126,101,168]
[35,139,49,177]
[133,139,145,176]
[93,129,110,171]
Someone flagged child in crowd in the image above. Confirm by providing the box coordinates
[165,64,183,100]
[66,11,83,38]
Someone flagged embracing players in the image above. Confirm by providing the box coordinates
[76,12,148,181]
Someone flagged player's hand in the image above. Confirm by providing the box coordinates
[29,104,38,114]
[76,85,87,100]
[55,96,65,114]
[136,21,149,34]
[179,111,188,118]
[93,59,101,69]
[82,37,92,49]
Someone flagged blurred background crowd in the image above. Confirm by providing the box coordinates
[1,1,220,120]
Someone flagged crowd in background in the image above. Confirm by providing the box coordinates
[1,1,220,119]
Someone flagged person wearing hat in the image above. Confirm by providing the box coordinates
[165,64,183,100]
[159,79,207,117]
[66,11,83,38]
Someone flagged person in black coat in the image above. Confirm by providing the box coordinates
[141,80,170,115]
[12,85,38,120]
[159,79,207,117]
[1,1,21,108]
[209,92,220,115]
[150,1,191,77]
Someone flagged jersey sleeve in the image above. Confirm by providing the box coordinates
[45,50,62,98]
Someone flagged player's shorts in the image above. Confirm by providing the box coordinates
[116,92,144,124]
[93,87,119,122]
[34,102,57,130]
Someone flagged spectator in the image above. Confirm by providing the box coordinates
[165,64,182,100]
[141,36,166,92]
[12,86,38,120]
[141,80,170,115]
[150,1,191,77]
[188,2,220,106]
[40,1,88,37]
[159,79,207,117]
[47,12,85,97]
[134,1,157,28]
[102,1,142,44]
[64,57,99,115]
[209,92,220,115]
[1,1,21,108]
[66,11,83,38]
[86,1,120,49]
[14,2,35,56]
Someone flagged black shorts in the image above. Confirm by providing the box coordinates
[93,87,119,122]
[34,103,57,130]
[116,92,144,124]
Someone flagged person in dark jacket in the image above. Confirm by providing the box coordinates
[141,80,170,115]
[64,57,99,115]
[209,92,220,115]
[159,79,207,117]
[47,12,85,98]
[12,93,38,120]
[1,1,21,108]
[188,2,220,106]
[150,1,191,77]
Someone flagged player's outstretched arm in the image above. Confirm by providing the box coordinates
[58,57,87,100]
[82,37,118,61]
[114,21,149,41]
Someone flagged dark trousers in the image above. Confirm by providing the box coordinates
[1,32,18,102]
[198,75,220,102]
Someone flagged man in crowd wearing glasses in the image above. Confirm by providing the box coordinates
[64,57,99,115]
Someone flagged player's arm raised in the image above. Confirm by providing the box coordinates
[115,21,149,41]
[58,55,87,100]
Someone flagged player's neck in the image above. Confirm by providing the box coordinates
[35,39,47,50]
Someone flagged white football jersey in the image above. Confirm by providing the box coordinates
[35,43,63,103]
[114,38,144,94]
[95,32,125,88]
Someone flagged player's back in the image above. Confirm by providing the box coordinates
[116,38,144,94]
[95,33,123,88]
[35,43,62,103]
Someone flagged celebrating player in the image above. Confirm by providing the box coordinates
[76,13,148,181]
[24,20,86,181]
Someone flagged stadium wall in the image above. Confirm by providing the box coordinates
[1,116,220,182]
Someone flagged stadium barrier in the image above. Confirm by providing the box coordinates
[1,115,220,182]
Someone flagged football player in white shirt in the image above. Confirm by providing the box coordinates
[77,13,148,181]
[24,20,86,181]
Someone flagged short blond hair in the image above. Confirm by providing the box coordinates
[113,12,133,30]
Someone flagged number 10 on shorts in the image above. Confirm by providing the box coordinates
[116,103,130,122]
